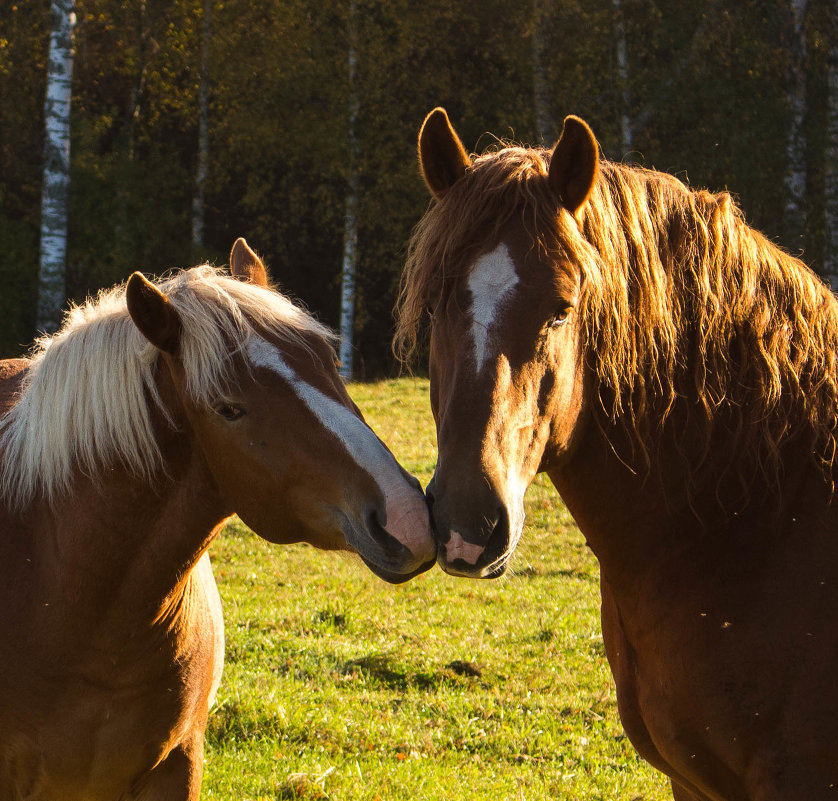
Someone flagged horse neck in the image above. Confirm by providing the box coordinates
[548,419,665,583]
[9,397,229,640]
[547,406,820,601]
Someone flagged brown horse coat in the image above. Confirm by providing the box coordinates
[0,240,434,800]
[0,356,225,800]
[399,108,838,800]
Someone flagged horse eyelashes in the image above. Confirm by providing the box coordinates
[214,403,245,421]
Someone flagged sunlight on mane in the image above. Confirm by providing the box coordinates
[395,145,838,490]
[0,265,335,509]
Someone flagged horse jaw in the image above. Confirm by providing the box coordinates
[245,337,436,578]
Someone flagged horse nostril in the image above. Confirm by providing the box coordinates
[364,505,407,555]
[480,505,510,565]
[492,506,508,540]
[365,505,385,535]
[424,490,444,542]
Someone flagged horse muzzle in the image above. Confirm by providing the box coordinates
[343,488,437,583]
[426,476,521,579]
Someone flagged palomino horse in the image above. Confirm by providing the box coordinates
[396,108,838,799]
[0,239,435,800]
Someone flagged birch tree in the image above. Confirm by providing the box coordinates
[825,0,838,287]
[192,0,212,254]
[612,0,632,156]
[783,0,807,254]
[532,0,554,143]
[338,0,359,381]
[36,0,76,333]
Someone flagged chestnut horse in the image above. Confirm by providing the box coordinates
[396,108,838,800]
[0,239,435,800]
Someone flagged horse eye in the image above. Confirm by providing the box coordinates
[214,403,245,422]
[549,308,571,328]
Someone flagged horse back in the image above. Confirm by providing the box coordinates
[0,358,29,416]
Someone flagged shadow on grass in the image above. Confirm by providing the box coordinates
[516,565,597,581]
[341,653,484,690]
[205,652,489,747]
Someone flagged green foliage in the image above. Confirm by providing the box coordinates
[202,378,670,800]
[1,0,835,365]
[0,212,39,355]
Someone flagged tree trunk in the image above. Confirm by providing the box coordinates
[37,0,76,333]
[783,0,807,256]
[192,0,212,256]
[532,0,554,143]
[338,0,359,381]
[825,0,838,287]
[126,0,150,162]
[612,0,632,156]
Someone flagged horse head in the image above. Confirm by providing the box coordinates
[406,109,599,577]
[126,239,436,583]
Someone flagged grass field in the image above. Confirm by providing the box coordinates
[202,378,670,800]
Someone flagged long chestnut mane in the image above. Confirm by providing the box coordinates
[395,145,838,488]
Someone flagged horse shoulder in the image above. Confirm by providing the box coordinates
[0,551,224,800]
[599,578,676,777]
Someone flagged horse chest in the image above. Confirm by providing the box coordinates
[0,589,218,801]
[1,655,208,800]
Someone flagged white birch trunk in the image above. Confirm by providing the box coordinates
[783,0,807,254]
[126,1,148,162]
[338,0,359,381]
[824,0,838,287]
[612,0,632,156]
[532,0,554,143]
[37,0,76,333]
[192,0,212,252]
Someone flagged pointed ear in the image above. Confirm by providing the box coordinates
[548,115,599,216]
[126,272,182,354]
[418,107,471,200]
[229,237,268,287]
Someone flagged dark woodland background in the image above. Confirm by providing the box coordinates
[1,0,834,376]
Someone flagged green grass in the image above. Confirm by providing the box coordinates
[202,378,670,801]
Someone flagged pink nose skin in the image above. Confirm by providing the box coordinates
[444,530,485,565]
[384,488,436,566]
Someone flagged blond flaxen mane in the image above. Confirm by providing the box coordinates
[395,146,838,483]
[1,265,335,508]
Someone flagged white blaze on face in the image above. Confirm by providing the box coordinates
[246,337,433,561]
[467,243,519,373]
[440,337,530,575]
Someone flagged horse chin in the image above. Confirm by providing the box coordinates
[358,554,437,584]
[340,509,437,584]
[437,554,510,579]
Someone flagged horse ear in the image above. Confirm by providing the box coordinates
[418,107,471,200]
[126,272,182,354]
[229,237,268,287]
[548,115,599,216]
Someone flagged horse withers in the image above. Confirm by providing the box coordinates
[397,108,838,799]
[0,239,435,800]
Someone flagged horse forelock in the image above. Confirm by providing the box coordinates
[396,142,838,488]
[0,265,336,509]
